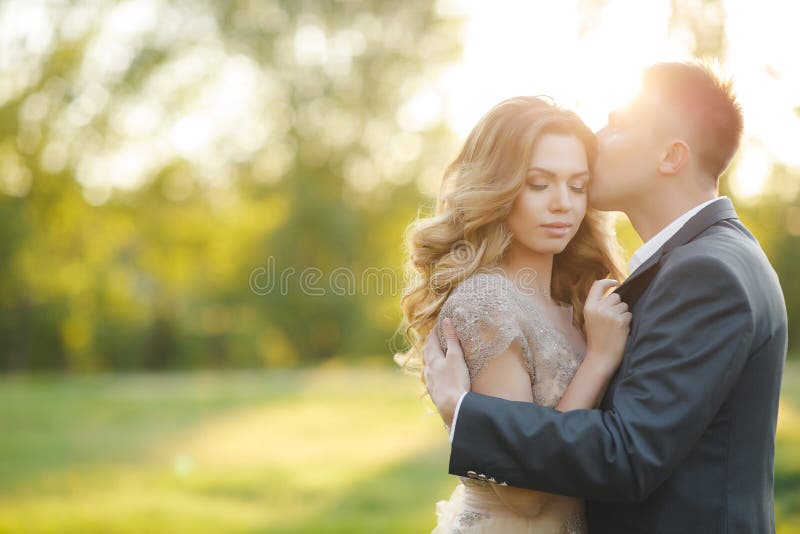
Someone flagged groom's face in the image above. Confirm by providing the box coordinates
[590,94,662,211]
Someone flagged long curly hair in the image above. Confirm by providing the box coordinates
[395,96,625,377]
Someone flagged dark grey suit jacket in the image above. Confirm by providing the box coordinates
[449,197,788,533]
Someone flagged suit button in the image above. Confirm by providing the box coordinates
[466,470,478,479]
[477,473,488,481]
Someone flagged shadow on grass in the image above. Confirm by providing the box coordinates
[262,444,454,534]
[262,454,800,534]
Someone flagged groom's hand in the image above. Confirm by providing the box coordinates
[423,318,471,428]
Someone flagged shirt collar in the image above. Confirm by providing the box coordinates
[627,196,728,275]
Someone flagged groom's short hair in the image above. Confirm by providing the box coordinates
[641,62,743,180]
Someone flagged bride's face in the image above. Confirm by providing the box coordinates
[506,133,589,255]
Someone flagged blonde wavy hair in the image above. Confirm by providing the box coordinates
[395,96,625,377]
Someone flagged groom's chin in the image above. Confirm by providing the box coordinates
[588,191,616,212]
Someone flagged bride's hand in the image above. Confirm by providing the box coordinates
[582,278,632,375]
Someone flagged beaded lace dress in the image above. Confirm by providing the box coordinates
[431,271,588,534]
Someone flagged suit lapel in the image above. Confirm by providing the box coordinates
[599,198,741,411]
[613,197,739,306]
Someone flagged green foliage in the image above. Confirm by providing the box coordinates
[0,1,462,370]
[0,0,797,371]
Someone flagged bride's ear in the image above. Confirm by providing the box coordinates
[658,140,691,175]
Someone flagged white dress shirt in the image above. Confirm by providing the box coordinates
[448,196,728,444]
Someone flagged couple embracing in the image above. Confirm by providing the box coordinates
[398,62,787,533]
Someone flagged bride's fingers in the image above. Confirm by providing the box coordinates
[587,279,619,304]
[609,302,629,314]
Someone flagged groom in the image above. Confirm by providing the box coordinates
[422,62,788,533]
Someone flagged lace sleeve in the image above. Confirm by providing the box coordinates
[435,274,531,382]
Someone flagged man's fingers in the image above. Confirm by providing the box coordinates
[422,330,435,366]
[423,326,445,366]
[442,317,457,340]
[441,318,463,356]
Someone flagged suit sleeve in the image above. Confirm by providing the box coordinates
[448,254,755,502]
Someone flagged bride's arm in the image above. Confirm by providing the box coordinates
[461,279,629,518]
[555,350,619,411]
[473,341,618,518]
[468,339,560,518]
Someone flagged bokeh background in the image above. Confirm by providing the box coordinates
[0,0,798,532]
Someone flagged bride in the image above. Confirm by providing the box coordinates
[396,96,632,532]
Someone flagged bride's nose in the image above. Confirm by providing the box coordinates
[550,183,571,212]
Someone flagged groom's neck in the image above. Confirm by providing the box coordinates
[626,187,718,243]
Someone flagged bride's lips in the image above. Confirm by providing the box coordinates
[541,222,572,237]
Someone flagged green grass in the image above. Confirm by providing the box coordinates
[0,362,797,533]
[776,360,800,533]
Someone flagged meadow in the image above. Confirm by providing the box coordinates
[0,361,797,533]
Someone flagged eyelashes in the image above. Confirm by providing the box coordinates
[526,183,587,193]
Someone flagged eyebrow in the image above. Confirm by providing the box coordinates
[527,167,590,179]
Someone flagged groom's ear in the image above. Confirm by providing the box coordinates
[658,140,691,175]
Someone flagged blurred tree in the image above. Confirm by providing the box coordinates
[0,0,461,370]
[0,0,796,371]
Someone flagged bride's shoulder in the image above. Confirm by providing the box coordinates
[435,270,530,372]
[442,270,517,312]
